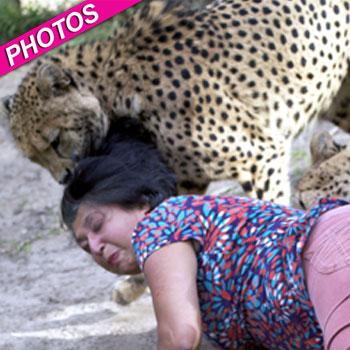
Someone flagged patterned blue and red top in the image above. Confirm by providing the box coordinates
[131,195,347,349]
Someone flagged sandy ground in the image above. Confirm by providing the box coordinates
[0,65,349,350]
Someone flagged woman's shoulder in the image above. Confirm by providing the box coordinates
[158,194,257,208]
[152,194,300,218]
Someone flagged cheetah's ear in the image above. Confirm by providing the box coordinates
[310,130,342,164]
[36,63,73,98]
[0,95,14,125]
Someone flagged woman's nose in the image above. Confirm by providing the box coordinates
[87,234,104,256]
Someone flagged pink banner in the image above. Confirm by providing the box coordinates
[0,0,142,76]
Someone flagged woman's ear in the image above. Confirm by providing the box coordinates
[141,193,159,213]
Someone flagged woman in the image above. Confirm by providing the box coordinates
[61,138,350,350]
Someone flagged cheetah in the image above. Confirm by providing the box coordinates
[297,130,350,209]
[4,0,350,206]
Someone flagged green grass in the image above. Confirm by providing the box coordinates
[60,4,143,48]
[0,1,62,45]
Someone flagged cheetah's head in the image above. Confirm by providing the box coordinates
[297,131,350,208]
[2,62,109,184]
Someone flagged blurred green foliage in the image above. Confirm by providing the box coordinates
[63,4,142,48]
[0,0,60,45]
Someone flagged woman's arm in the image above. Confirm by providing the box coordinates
[144,241,201,350]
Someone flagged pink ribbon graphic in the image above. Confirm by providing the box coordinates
[0,0,142,76]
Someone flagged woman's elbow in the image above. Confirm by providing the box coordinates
[158,324,201,350]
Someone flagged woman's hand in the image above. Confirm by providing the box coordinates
[144,241,201,350]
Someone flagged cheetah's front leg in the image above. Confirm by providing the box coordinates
[238,145,291,205]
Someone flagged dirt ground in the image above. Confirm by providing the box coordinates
[0,65,349,350]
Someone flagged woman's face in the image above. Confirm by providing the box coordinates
[72,203,147,275]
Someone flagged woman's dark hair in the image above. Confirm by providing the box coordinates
[61,118,177,230]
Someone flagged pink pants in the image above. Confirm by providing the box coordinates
[303,205,350,350]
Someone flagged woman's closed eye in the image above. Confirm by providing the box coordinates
[80,240,91,253]
[91,219,103,232]
[85,213,104,233]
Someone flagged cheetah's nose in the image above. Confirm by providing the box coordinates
[58,168,72,185]
[71,152,81,162]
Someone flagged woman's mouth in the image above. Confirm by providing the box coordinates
[107,251,119,266]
